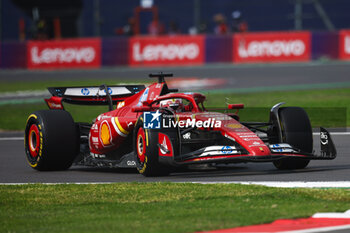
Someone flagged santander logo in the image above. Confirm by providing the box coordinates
[132,42,200,62]
[238,39,305,58]
[31,46,96,64]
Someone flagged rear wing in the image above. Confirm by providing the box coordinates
[45,85,145,110]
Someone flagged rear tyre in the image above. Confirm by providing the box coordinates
[273,107,312,170]
[25,110,79,171]
[133,117,169,177]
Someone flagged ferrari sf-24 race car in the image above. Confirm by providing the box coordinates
[25,73,336,176]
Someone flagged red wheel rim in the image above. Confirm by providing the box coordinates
[136,127,146,163]
[28,124,40,157]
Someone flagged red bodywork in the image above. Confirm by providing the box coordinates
[78,81,270,160]
[44,77,336,167]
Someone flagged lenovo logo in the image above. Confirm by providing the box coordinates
[27,39,101,69]
[132,42,200,62]
[31,46,96,64]
[339,31,350,60]
[129,36,204,66]
[233,32,310,63]
[345,36,350,54]
[238,40,305,58]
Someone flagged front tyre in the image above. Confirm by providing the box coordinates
[25,110,79,171]
[273,107,312,170]
[133,117,169,177]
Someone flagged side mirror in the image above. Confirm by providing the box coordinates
[228,104,244,110]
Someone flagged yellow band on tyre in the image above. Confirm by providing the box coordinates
[26,114,37,124]
[145,129,149,146]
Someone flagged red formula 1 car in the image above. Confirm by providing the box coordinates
[25,73,336,176]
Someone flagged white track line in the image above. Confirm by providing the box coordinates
[194,181,350,188]
[313,209,350,218]
[0,90,49,98]
[280,224,350,233]
[0,137,24,141]
[1,181,350,188]
[313,132,350,136]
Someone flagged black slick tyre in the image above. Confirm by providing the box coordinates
[133,117,169,177]
[273,107,312,170]
[25,110,79,171]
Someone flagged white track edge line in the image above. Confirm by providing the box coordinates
[312,132,350,135]
[192,181,350,188]
[1,181,350,188]
[279,224,350,233]
[0,137,24,141]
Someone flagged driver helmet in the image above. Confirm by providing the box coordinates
[159,98,183,111]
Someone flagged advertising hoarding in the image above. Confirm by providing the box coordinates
[339,30,350,60]
[129,35,204,66]
[27,39,101,69]
[233,32,311,63]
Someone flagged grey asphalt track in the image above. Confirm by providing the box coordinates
[0,132,349,183]
[1,62,350,90]
[1,61,350,106]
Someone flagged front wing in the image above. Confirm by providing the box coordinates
[171,127,336,165]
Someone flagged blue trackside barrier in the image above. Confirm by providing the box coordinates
[205,35,232,63]
[102,37,129,66]
[1,41,27,69]
[311,31,339,60]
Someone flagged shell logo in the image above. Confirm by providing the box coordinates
[100,121,112,146]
